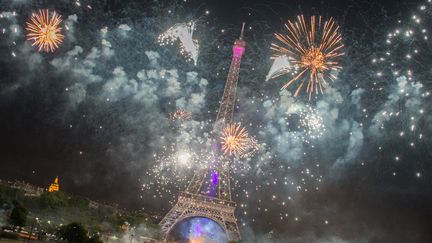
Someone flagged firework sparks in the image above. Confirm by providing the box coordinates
[369,0,430,147]
[170,108,192,122]
[283,104,326,143]
[372,1,432,84]
[240,136,261,159]
[142,144,213,204]
[26,10,64,52]
[271,15,344,99]
[158,21,199,65]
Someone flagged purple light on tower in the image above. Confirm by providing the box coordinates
[206,143,219,197]
[212,171,219,185]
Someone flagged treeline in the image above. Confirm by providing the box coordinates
[0,181,160,240]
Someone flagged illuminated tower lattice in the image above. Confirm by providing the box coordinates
[159,24,246,242]
[48,176,59,192]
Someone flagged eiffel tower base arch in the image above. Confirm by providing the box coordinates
[159,192,241,241]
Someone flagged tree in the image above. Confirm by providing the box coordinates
[39,191,68,209]
[57,222,88,243]
[57,222,104,243]
[69,196,89,209]
[0,182,24,205]
[8,200,28,229]
[88,234,103,243]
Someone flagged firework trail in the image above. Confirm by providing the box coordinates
[266,55,291,81]
[158,21,199,65]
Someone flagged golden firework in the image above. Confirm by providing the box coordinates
[220,123,249,157]
[271,15,344,99]
[26,10,64,52]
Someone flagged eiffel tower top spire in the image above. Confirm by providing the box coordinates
[215,23,246,128]
[239,22,245,40]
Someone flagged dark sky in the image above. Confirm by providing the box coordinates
[1,0,432,242]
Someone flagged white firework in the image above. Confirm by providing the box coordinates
[158,21,199,65]
[299,105,326,141]
[285,104,326,143]
[372,0,432,83]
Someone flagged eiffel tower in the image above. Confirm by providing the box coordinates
[159,23,247,242]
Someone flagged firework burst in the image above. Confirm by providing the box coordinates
[221,123,249,157]
[26,9,64,52]
[271,15,344,99]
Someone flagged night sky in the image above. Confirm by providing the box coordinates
[1,0,432,242]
